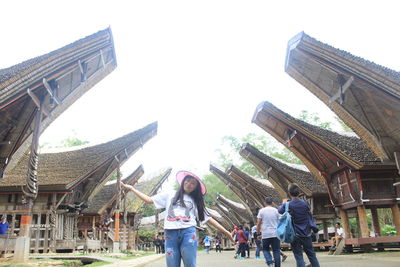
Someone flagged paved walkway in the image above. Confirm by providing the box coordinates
[143,250,400,267]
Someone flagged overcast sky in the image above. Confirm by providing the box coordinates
[2,1,400,181]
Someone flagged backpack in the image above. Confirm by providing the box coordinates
[277,202,296,243]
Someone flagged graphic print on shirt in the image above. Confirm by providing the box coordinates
[167,199,194,222]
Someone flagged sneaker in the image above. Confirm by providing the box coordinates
[305,264,312,267]
[282,254,288,262]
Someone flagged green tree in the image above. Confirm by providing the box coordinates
[202,173,240,206]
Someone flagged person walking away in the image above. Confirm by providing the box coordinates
[234,225,247,259]
[278,183,320,267]
[0,216,9,235]
[203,235,211,254]
[154,235,162,254]
[121,170,234,267]
[251,224,257,245]
[257,197,281,267]
[331,222,345,250]
[244,227,250,258]
[215,237,222,253]
[255,234,262,259]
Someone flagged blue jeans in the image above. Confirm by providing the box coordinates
[205,246,210,253]
[291,236,320,267]
[164,227,198,267]
[262,237,281,267]
[255,243,261,257]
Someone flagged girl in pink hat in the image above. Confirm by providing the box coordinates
[121,170,234,267]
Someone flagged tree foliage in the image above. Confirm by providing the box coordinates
[202,173,240,206]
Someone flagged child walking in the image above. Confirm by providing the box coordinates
[121,170,234,267]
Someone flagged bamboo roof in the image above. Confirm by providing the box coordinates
[0,28,117,177]
[209,164,260,215]
[0,122,157,194]
[285,32,400,161]
[239,142,326,198]
[253,101,383,182]
[84,165,144,215]
[216,193,253,224]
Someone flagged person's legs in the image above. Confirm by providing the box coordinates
[205,246,209,254]
[301,236,320,267]
[255,243,260,258]
[165,229,182,267]
[262,238,273,265]
[180,227,198,267]
[291,236,306,267]
[246,243,250,258]
[271,237,281,267]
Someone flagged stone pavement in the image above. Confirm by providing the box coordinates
[143,250,400,267]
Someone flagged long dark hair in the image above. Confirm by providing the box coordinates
[172,175,209,221]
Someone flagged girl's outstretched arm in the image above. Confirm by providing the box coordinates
[120,182,153,204]
[207,218,235,243]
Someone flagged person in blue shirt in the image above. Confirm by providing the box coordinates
[278,183,320,267]
[0,215,9,235]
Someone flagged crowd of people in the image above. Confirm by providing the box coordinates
[122,170,340,267]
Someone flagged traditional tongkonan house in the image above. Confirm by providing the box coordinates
[0,28,117,261]
[0,122,157,255]
[285,32,400,236]
[239,142,335,241]
[79,165,145,252]
[252,101,400,249]
[216,193,254,226]
[210,164,259,222]
[203,207,233,249]
[225,165,281,207]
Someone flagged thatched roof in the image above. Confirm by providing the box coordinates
[0,28,117,177]
[285,32,400,161]
[127,168,172,213]
[209,164,261,213]
[83,165,144,215]
[206,207,231,230]
[253,101,382,182]
[216,193,253,224]
[239,143,326,197]
[0,122,157,193]
[226,164,282,206]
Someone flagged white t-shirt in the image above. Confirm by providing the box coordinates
[251,225,257,235]
[336,227,345,238]
[151,190,211,230]
[257,206,280,239]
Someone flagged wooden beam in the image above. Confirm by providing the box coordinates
[42,78,61,105]
[370,207,381,236]
[329,75,354,104]
[391,204,400,235]
[395,152,400,175]
[26,88,50,117]
[357,205,370,238]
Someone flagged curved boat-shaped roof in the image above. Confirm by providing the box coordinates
[226,164,282,205]
[84,165,144,215]
[0,28,117,176]
[252,101,382,182]
[1,122,157,201]
[216,193,253,224]
[285,32,400,161]
[239,143,326,197]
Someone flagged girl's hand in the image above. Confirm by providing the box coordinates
[120,182,130,190]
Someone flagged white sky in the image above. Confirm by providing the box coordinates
[2,1,400,182]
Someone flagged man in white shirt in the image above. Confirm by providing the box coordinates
[257,197,281,267]
[331,222,345,249]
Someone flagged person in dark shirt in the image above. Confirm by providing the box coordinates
[234,225,247,259]
[0,215,9,235]
[278,183,320,267]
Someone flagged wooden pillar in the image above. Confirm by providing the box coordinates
[357,206,370,238]
[114,212,120,242]
[322,219,329,241]
[370,207,381,236]
[35,214,41,253]
[339,208,351,239]
[44,213,49,253]
[391,204,400,235]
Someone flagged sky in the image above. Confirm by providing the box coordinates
[2,1,400,184]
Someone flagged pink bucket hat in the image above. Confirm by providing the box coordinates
[176,170,207,195]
